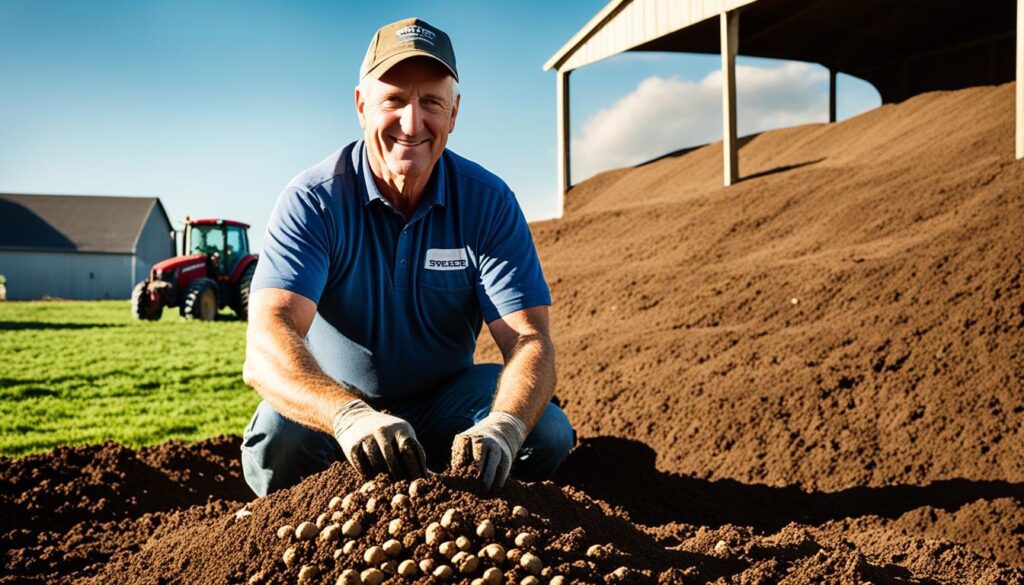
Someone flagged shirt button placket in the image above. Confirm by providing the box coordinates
[396,225,411,287]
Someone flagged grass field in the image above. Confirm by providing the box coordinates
[0,300,260,457]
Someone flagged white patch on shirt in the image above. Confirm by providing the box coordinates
[424,248,468,271]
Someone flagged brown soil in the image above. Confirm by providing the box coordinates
[2,82,1022,584]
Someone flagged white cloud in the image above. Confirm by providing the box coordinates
[572,62,829,182]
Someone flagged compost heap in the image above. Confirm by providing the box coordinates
[2,82,1022,584]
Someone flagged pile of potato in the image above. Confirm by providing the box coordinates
[257,478,571,585]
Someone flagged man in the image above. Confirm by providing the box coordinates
[240,18,574,496]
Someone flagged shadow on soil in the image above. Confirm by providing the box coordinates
[553,436,1024,531]
[0,320,122,331]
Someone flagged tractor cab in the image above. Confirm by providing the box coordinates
[185,219,251,279]
[131,216,258,321]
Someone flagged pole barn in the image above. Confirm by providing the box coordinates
[0,194,175,301]
[545,0,1022,210]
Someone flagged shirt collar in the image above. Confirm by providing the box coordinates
[358,140,447,211]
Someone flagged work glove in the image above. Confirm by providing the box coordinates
[332,399,428,480]
[451,411,527,491]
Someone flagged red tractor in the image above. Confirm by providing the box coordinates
[132,217,258,321]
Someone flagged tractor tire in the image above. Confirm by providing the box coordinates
[181,277,218,321]
[131,280,163,321]
[233,262,257,321]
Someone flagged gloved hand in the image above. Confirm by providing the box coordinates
[332,399,428,480]
[451,411,527,491]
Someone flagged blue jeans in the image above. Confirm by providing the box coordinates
[241,363,575,496]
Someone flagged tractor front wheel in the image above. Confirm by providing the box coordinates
[181,278,218,320]
[131,281,163,321]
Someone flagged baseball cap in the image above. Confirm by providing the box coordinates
[360,18,459,82]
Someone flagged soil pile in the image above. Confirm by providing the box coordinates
[2,83,1022,584]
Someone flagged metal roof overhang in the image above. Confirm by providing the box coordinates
[546,0,1017,104]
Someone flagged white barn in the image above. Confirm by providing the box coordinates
[0,194,175,300]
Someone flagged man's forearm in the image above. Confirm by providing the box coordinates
[490,333,556,430]
[243,313,361,434]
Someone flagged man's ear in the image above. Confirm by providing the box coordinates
[449,92,460,134]
[355,86,366,129]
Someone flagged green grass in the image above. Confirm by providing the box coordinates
[0,300,261,457]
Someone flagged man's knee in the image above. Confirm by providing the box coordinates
[241,401,340,496]
[513,402,575,481]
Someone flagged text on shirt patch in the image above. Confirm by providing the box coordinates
[424,248,468,271]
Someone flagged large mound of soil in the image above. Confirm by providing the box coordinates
[2,83,1021,584]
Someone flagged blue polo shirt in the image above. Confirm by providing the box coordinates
[252,140,551,407]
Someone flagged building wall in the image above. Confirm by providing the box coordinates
[133,205,176,284]
[0,251,131,300]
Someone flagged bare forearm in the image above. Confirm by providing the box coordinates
[243,313,360,434]
[491,333,556,430]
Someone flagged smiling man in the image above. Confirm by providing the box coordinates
[240,18,574,496]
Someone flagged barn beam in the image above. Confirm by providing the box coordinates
[557,69,572,212]
[829,67,837,123]
[721,10,740,186]
[1017,0,1022,159]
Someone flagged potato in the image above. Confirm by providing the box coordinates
[440,508,461,529]
[276,524,294,539]
[282,546,297,568]
[520,577,540,585]
[342,493,356,511]
[507,548,523,564]
[364,545,387,565]
[455,535,472,551]
[316,513,329,528]
[439,541,458,557]
[511,506,529,522]
[328,496,343,510]
[476,519,496,539]
[365,497,379,514]
[586,544,605,558]
[514,532,536,548]
[336,569,360,585]
[342,518,362,537]
[432,565,454,580]
[379,560,397,575]
[295,521,318,541]
[714,540,729,554]
[319,523,341,542]
[425,522,446,545]
[360,568,384,585]
[520,552,542,574]
[391,493,409,508]
[297,565,318,582]
[387,518,403,536]
[397,559,418,577]
[409,478,427,498]
[419,558,437,573]
[457,553,481,574]
[382,538,402,557]
[481,567,502,585]
[359,480,377,494]
[342,540,356,554]
[549,576,566,585]
[330,511,345,523]
[480,543,506,563]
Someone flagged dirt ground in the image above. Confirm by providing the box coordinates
[2,82,1022,584]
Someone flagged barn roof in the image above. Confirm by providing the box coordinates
[0,194,171,254]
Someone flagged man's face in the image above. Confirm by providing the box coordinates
[356,58,459,188]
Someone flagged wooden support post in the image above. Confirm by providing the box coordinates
[829,67,837,123]
[556,69,572,213]
[1017,0,1023,159]
[720,10,739,186]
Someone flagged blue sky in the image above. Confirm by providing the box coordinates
[0,0,879,250]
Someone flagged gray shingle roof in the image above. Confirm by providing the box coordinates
[0,194,169,254]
